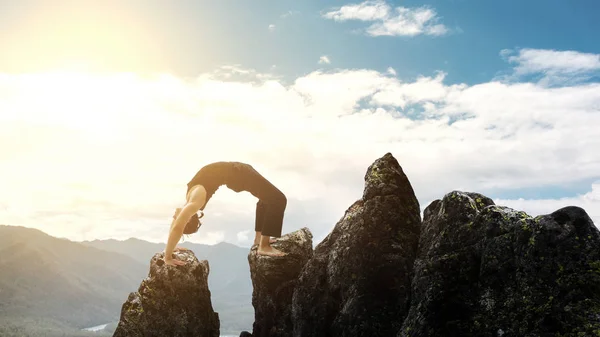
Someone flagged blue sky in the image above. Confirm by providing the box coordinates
[0,0,599,244]
[3,0,599,83]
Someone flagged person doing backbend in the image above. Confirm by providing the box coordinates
[164,161,287,266]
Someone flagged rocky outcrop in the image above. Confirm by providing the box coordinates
[245,228,313,337]
[244,152,600,337]
[291,152,422,337]
[399,191,600,336]
[111,152,600,337]
[113,249,220,337]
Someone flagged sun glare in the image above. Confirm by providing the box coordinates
[4,69,143,138]
[0,0,176,136]
[2,1,164,74]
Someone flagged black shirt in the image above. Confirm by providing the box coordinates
[186,161,247,210]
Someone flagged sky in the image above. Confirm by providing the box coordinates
[0,0,599,247]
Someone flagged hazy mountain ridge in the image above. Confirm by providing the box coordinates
[0,225,148,336]
[0,225,255,336]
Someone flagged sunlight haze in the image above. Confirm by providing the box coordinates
[1,0,599,246]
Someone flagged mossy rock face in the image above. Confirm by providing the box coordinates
[280,154,599,337]
[400,189,600,337]
[112,250,220,337]
[291,152,421,337]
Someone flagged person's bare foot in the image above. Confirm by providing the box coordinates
[257,245,286,257]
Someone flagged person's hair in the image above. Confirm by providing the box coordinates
[183,212,203,235]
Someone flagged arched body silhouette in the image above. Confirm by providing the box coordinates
[164,161,287,266]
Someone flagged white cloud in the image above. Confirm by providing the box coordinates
[237,230,251,244]
[281,10,300,18]
[504,48,600,74]
[0,48,599,246]
[371,71,466,109]
[323,0,389,21]
[499,48,600,86]
[386,67,397,76]
[494,181,600,228]
[268,24,276,31]
[292,69,393,116]
[318,55,331,64]
[322,0,449,37]
[209,64,281,82]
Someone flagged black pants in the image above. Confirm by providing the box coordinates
[229,163,287,238]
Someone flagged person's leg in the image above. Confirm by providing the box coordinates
[253,233,277,247]
[253,231,261,246]
[255,191,286,256]
[253,234,277,246]
[258,192,286,238]
[253,201,277,246]
[253,201,266,246]
[240,165,287,256]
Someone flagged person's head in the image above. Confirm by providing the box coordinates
[183,211,203,235]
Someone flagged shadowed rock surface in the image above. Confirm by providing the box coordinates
[245,228,313,337]
[399,191,600,336]
[291,152,422,337]
[113,249,219,337]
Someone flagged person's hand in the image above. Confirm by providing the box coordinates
[164,256,186,266]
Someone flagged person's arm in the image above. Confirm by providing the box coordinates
[170,208,182,231]
[164,186,206,265]
[167,208,190,253]
[163,203,199,265]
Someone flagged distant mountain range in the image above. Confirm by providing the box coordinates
[0,225,254,337]
[81,236,255,334]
